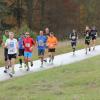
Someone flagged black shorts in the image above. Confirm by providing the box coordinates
[92,36,96,40]
[4,48,8,61]
[38,49,45,56]
[18,49,24,56]
[71,42,76,47]
[85,41,90,45]
[48,48,55,52]
[8,54,17,60]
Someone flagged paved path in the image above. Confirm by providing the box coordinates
[0,45,100,82]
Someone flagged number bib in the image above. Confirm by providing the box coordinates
[72,36,76,39]
[9,42,15,53]
[25,43,30,47]
[38,40,45,46]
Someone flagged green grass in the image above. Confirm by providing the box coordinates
[0,55,100,100]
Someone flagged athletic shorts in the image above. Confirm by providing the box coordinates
[71,42,76,47]
[8,54,17,60]
[38,49,45,56]
[92,36,96,40]
[24,52,32,58]
[18,49,24,56]
[4,48,8,61]
[48,48,55,52]
[85,41,90,45]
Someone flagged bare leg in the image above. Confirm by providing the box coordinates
[85,45,88,54]
[11,58,16,74]
[38,55,43,67]
[92,40,96,50]
[24,58,29,71]
[49,52,52,63]
[44,49,48,62]
[51,52,55,63]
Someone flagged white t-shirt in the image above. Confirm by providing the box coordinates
[5,38,18,54]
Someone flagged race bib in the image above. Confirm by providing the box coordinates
[72,36,76,39]
[9,42,14,48]
[38,40,45,46]
[25,43,30,47]
[9,42,15,53]
[9,49,15,53]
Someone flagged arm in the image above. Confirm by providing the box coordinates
[96,31,98,37]
[1,35,5,48]
[69,34,71,39]
[36,37,39,47]
[30,39,35,51]
[54,37,58,46]
[16,40,18,50]
[4,39,8,48]
[1,42,5,48]
[33,39,36,46]
[46,38,49,47]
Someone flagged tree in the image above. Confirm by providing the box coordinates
[0,0,9,30]
[25,0,34,29]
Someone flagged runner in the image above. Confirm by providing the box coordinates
[18,33,25,68]
[5,32,18,77]
[84,26,91,54]
[69,29,78,55]
[23,32,35,71]
[43,27,50,62]
[45,27,50,36]
[91,26,97,50]
[2,30,9,73]
[47,32,58,64]
[36,31,47,67]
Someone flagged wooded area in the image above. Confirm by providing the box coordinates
[0,0,100,38]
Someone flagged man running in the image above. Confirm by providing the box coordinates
[47,32,58,64]
[43,27,50,62]
[5,32,18,77]
[45,27,50,37]
[91,26,97,50]
[18,33,25,68]
[23,32,35,71]
[36,31,47,67]
[69,29,78,55]
[84,27,91,54]
[2,30,9,73]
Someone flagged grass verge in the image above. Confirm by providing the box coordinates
[0,55,100,100]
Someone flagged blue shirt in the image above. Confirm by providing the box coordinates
[36,35,47,49]
[18,37,24,49]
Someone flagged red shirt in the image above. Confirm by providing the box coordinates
[23,37,35,52]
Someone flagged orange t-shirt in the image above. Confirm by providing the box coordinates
[47,36,58,48]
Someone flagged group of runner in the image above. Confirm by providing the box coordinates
[1,26,97,77]
[2,28,58,77]
[70,25,97,55]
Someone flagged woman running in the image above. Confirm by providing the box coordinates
[47,32,58,64]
